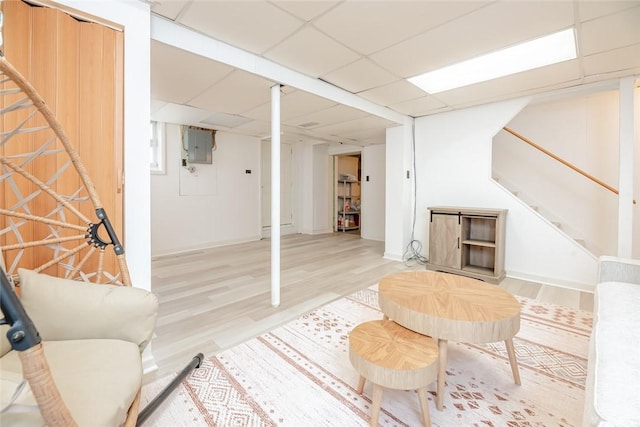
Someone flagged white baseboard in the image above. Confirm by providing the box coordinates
[261,224,298,238]
[506,270,596,293]
[310,227,335,235]
[383,252,403,262]
[151,236,262,259]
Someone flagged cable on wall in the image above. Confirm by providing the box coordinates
[403,119,428,267]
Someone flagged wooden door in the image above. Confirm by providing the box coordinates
[1,0,124,278]
[429,213,461,268]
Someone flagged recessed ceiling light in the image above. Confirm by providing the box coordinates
[408,28,577,94]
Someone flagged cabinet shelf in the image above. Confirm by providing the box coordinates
[462,239,496,248]
[461,264,495,275]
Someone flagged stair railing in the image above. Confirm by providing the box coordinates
[502,127,636,204]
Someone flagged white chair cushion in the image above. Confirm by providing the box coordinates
[18,268,158,352]
[1,339,142,427]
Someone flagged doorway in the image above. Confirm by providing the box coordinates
[261,140,294,236]
[334,154,361,236]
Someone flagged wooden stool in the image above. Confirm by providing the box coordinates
[349,320,439,427]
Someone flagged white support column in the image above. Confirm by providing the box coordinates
[384,117,415,260]
[271,84,281,307]
[617,77,636,257]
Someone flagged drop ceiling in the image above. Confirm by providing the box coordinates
[150,0,640,146]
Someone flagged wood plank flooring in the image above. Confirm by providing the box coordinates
[146,233,593,382]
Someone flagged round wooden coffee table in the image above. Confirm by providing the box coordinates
[349,320,439,426]
[378,271,521,411]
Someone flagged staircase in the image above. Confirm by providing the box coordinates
[491,126,632,258]
[492,173,600,255]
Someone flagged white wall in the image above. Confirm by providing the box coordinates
[151,124,261,256]
[361,144,386,241]
[293,141,333,235]
[404,98,598,288]
[297,143,314,235]
[313,144,334,234]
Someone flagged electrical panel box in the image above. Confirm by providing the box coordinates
[184,127,212,164]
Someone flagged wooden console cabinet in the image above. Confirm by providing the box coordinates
[427,207,507,283]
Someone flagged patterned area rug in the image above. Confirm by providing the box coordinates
[141,285,592,426]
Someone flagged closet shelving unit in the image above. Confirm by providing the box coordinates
[336,178,360,232]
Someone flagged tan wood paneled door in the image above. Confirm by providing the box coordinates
[1,0,124,279]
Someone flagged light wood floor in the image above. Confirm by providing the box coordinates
[146,233,593,382]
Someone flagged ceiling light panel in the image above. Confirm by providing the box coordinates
[408,29,577,94]
[433,59,581,107]
[371,1,573,79]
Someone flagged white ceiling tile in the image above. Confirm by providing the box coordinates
[151,99,167,115]
[151,41,234,104]
[283,104,370,129]
[281,90,338,120]
[242,90,338,122]
[358,80,427,107]
[189,70,274,114]
[371,1,575,78]
[583,43,640,77]
[232,119,271,138]
[201,112,253,128]
[578,1,640,22]
[178,1,304,54]
[313,115,395,136]
[239,102,271,122]
[151,102,210,125]
[151,1,190,20]
[389,96,450,117]
[313,1,490,55]
[272,1,340,22]
[264,26,360,77]
[341,127,387,143]
[580,6,640,56]
[321,59,398,93]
